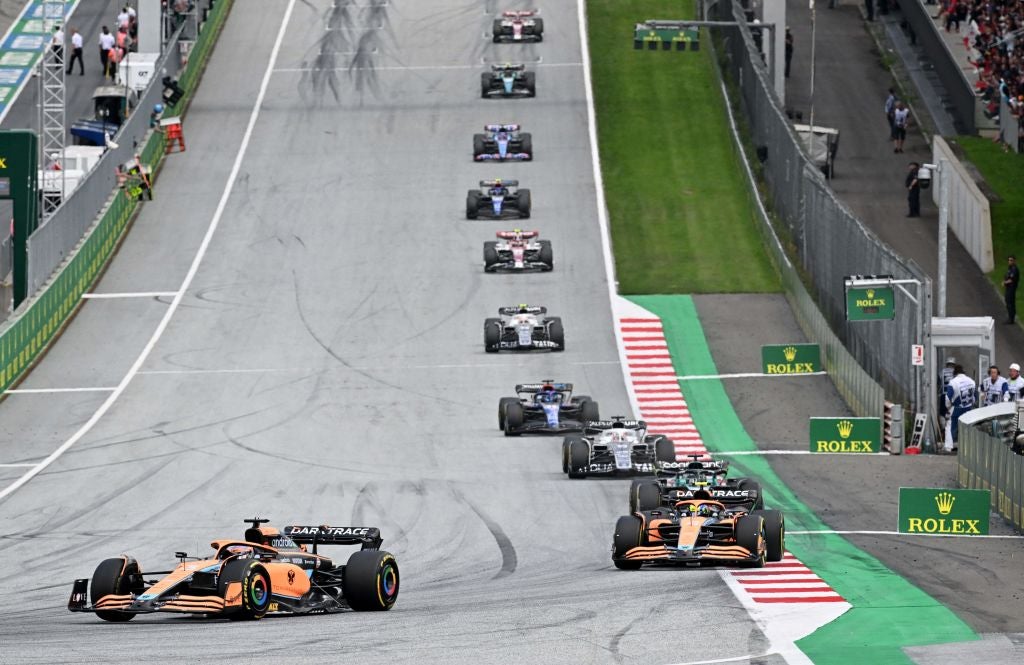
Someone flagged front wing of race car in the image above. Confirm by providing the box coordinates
[485,258,552,273]
[507,414,586,435]
[616,543,761,566]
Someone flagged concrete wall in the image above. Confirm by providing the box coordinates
[931,136,994,273]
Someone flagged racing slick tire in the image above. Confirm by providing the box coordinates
[484,317,502,352]
[735,515,766,568]
[504,401,524,436]
[492,19,503,42]
[579,399,599,424]
[473,134,486,158]
[219,559,273,620]
[520,133,533,160]
[516,188,532,218]
[751,510,785,562]
[655,437,677,464]
[480,72,492,97]
[548,317,565,351]
[612,516,644,570]
[630,480,663,512]
[567,438,589,479]
[538,240,553,269]
[483,241,499,271]
[91,557,141,622]
[344,550,400,611]
[561,436,576,473]
[467,191,481,219]
[738,478,764,510]
[532,18,545,37]
[498,397,519,429]
[523,71,536,97]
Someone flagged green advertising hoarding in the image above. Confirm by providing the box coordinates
[845,284,895,321]
[633,22,700,50]
[761,343,821,375]
[809,417,882,453]
[898,487,990,535]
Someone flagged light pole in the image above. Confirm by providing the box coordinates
[921,161,948,317]
[809,0,817,130]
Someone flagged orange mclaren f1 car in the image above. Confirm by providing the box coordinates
[611,492,784,569]
[68,518,399,621]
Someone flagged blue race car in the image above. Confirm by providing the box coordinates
[497,381,599,436]
[481,64,536,98]
[473,124,533,161]
[467,179,531,219]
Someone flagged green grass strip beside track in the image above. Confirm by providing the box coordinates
[587,0,778,294]
[629,294,978,664]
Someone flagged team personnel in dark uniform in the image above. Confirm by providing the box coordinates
[1004,255,1020,324]
[906,162,920,218]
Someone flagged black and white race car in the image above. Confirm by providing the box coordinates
[467,179,531,219]
[492,10,544,43]
[561,419,676,478]
[484,305,563,352]
[498,382,599,436]
[482,63,536,98]
[484,230,553,272]
[627,456,765,513]
[473,124,533,161]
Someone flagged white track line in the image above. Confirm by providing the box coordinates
[273,62,583,73]
[3,387,116,394]
[715,450,889,456]
[677,371,828,380]
[0,464,37,468]
[576,0,639,419]
[0,0,299,503]
[662,654,776,665]
[81,292,178,299]
[789,530,1024,539]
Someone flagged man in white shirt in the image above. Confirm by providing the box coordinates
[944,364,976,452]
[65,28,84,75]
[1006,363,1024,401]
[51,25,64,65]
[117,8,130,31]
[99,26,115,77]
[981,365,1008,406]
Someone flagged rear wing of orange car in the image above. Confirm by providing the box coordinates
[281,525,382,553]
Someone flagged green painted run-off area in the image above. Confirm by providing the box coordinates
[630,295,978,664]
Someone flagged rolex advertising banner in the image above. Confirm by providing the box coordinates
[761,344,821,375]
[845,284,896,321]
[898,488,990,535]
[809,417,882,453]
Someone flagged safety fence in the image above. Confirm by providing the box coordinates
[930,136,992,273]
[960,422,1023,533]
[708,19,885,419]
[710,0,929,416]
[0,0,233,393]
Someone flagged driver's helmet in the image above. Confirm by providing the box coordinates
[694,503,717,517]
[517,303,530,313]
[224,544,255,558]
[536,386,559,403]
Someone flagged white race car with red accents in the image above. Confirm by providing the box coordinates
[492,10,544,43]
[484,229,553,272]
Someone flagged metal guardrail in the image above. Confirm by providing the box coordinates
[26,29,185,294]
[711,0,929,417]
[960,419,1023,532]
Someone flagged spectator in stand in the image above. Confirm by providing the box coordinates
[1006,363,1024,401]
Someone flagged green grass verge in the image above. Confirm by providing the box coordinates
[955,137,1024,290]
[630,294,979,664]
[587,0,779,294]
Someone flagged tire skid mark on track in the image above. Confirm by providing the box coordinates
[449,485,517,579]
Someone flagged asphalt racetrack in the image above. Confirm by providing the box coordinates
[0,2,780,663]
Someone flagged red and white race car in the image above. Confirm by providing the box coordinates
[493,11,544,43]
[484,230,553,273]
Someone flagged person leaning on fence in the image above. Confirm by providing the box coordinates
[1006,363,1024,401]
[981,365,1009,406]
[944,364,977,452]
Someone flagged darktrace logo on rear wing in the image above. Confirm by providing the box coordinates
[670,489,756,500]
[282,526,383,551]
